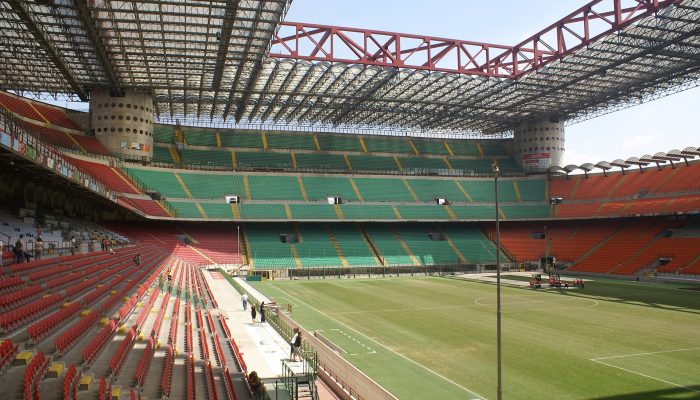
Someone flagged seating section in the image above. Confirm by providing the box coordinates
[66,156,142,194]
[550,162,700,200]
[30,102,83,130]
[182,127,218,146]
[441,224,505,263]
[569,218,680,274]
[0,241,247,399]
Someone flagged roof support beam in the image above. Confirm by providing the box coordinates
[72,0,121,94]
[8,0,87,100]
[211,0,241,90]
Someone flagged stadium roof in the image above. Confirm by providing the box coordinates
[1,0,699,134]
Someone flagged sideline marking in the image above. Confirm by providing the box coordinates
[591,358,700,394]
[591,347,700,361]
[270,284,486,400]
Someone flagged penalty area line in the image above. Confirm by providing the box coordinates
[272,285,487,400]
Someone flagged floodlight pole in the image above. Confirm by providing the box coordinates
[493,161,503,400]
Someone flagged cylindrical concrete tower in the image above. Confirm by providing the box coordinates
[513,120,565,173]
[90,89,154,161]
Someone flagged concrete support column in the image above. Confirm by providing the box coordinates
[90,89,154,161]
[513,120,565,173]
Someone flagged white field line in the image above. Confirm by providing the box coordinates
[329,328,375,355]
[590,358,700,394]
[591,347,700,361]
[270,284,486,400]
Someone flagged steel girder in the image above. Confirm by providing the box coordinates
[0,0,698,135]
[270,0,682,78]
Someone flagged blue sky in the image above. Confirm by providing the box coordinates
[285,0,700,166]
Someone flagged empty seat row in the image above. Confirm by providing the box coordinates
[27,302,82,343]
[62,364,81,400]
[54,309,100,353]
[109,326,136,376]
[82,319,117,365]
[135,337,155,386]
[0,293,62,332]
[0,340,19,373]
[23,351,50,400]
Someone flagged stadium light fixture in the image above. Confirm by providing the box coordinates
[492,161,502,400]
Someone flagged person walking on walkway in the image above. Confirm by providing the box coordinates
[260,301,266,323]
[241,293,248,311]
[250,304,257,324]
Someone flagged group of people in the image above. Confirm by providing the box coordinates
[5,234,41,263]
[244,294,267,324]
[241,293,302,362]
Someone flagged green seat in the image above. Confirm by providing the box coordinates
[153,125,173,144]
[330,224,379,266]
[170,202,202,218]
[395,205,451,220]
[152,146,173,164]
[220,130,263,148]
[364,224,414,266]
[413,139,450,155]
[405,179,469,202]
[181,148,232,168]
[353,177,415,202]
[200,203,234,219]
[316,134,363,152]
[517,179,546,201]
[124,168,187,198]
[458,180,517,202]
[248,175,303,200]
[182,127,217,147]
[289,204,339,220]
[340,205,398,220]
[445,140,480,156]
[398,157,449,171]
[236,151,292,169]
[295,225,343,268]
[240,204,288,220]
[448,159,493,174]
[295,153,347,171]
[347,155,399,172]
[178,173,244,199]
[450,205,498,219]
[302,176,358,202]
[363,136,414,154]
[266,132,316,150]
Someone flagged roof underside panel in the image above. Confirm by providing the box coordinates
[0,0,698,134]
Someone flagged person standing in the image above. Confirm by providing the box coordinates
[133,253,141,266]
[0,239,4,267]
[260,301,266,323]
[70,237,77,255]
[250,304,257,324]
[34,237,44,260]
[241,293,248,311]
[290,328,302,361]
[15,235,25,263]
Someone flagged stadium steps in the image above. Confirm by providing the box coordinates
[325,225,349,268]
[389,228,420,266]
[434,225,466,263]
[512,181,522,202]
[357,224,384,266]
[289,245,303,269]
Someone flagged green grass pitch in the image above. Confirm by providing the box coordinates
[251,276,700,400]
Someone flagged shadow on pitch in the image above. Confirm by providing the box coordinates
[588,385,700,399]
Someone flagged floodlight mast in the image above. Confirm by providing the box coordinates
[493,161,502,400]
